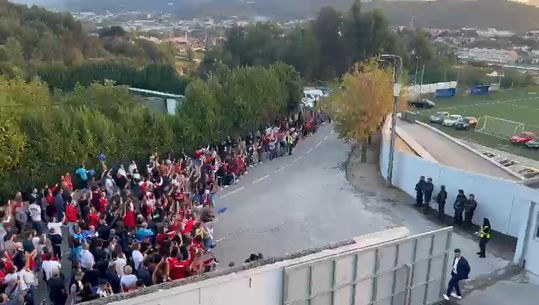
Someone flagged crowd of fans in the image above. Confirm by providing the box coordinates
[0,114,323,305]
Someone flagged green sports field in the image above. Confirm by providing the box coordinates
[415,87,539,161]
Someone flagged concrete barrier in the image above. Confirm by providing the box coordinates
[83,227,452,305]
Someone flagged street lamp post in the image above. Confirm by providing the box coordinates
[413,56,420,85]
[381,54,403,186]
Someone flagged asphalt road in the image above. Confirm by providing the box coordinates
[213,124,399,264]
[397,121,517,181]
[36,123,515,304]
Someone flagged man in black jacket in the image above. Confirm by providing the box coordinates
[464,194,478,228]
[454,190,466,225]
[443,248,470,301]
[436,185,448,221]
[423,178,434,213]
[414,176,427,207]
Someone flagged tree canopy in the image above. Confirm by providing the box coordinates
[201,1,405,82]
[320,59,407,161]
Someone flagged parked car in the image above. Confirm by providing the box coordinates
[525,138,539,149]
[408,98,436,109]
[442,115,463,127]
[429,111,450,124]
[454,117,479,130]
[510,132,536,144]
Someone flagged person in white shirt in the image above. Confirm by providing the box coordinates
[5,268,28,300]
[28,202,41,223]
[47,216,63,237]
[128,161,138,176]
[131,243,144,271]
[113,247,127,277]
[41,253,62,281]
[18,267,37,288]
[120,266,137,292]
[79,243,95,270]
[29,201,43,234]
[96,279,114,298]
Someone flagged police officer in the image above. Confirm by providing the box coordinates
[477,218,491,258]
[415,176,427,207]
[464,194,478,228]
[453,190,466,225]
[436,185,448,221]
[423,178,434,213]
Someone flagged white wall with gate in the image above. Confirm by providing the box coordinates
[283,228,453,305]
[86,227,453,305]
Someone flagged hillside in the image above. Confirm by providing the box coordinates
[0,0,175,78]
[12,0,539,31]
[364,0,539,32]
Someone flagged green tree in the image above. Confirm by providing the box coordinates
[313,6,346,80]
[322,59,407,162]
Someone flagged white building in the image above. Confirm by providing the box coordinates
[457,47,519,64]
[476,28,515,38]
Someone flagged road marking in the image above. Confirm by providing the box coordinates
[253,175,270,184]
[276,165,288,172]
[215,237,227,243]
[323,135,329,141]
[220,186,245,199]
[292,155,303,163]
[306,148,313,154]
[315,140,323,147]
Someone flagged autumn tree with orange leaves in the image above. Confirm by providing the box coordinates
[321,58,407,162]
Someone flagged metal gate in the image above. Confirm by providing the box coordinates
[283,228,453,305]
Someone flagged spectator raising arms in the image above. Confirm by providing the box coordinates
[0,114,326,305]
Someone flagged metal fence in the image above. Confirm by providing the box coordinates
[283,228,453,305]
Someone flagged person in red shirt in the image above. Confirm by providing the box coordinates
[167,246,191,280]
[61,173,73,192]
[65,201,79,235]
[123,203,136,230]
[98,191,108,214]
[88,207,100,228]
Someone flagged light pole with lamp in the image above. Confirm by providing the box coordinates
[380,54,403,185]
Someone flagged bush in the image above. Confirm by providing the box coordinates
[0,64,303,200]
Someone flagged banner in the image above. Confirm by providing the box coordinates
[435,88,457,98]
[471,85,490,96]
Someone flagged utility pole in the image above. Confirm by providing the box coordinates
[443,67,448,82]
[419,64,425,101]
[380,54,402,186]
[413,56,420,85]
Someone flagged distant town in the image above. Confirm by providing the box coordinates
[73,9,539,71]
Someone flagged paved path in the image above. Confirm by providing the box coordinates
[35,123,525,303]
[398,121,517,180]
[212,124,513,285]
[213,125,396,264]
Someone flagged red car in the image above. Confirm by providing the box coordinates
[510,132,536,144]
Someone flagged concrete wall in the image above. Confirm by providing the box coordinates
[84,227,454,305]
[514,200,539,282]
[380,119,538,237]
[523,202,539,279]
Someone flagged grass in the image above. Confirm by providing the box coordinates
[414,87,539,161]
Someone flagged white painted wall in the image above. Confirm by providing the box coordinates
[93,228,418,305]
[522,203,539,279]
[380,120,539,237]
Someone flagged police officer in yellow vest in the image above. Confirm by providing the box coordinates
[477,218,491,258]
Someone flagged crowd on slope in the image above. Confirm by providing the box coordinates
[0,113,325,305]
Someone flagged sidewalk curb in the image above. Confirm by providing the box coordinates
[414,121,524,180]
